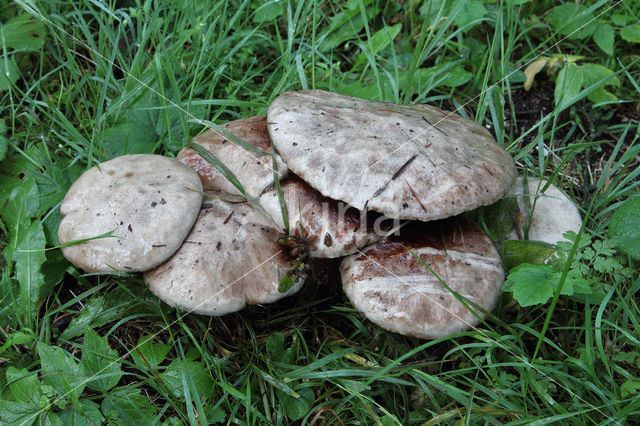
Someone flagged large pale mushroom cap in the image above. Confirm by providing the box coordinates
[268,90,516,221]
[507,176,582,244]
[58,154,203,273]
[178,115,288,198]
[259,177,384,258]
[340,219,504,339]
[144,197,304,316]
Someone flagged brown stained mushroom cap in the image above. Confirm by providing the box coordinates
[340,219,504,339]
[144,197,304,316]
[178,115,288,198]
[58,154,203,273]
[507,176,583,244]
[268,90,517,221]
[259,176,384,258]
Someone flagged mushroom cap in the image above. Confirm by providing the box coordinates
[268,90,516,221]
[507,176,582,244]
[178,115,288,198]
[144,197,304,316]
[259,177,384,258]
[58,154,203,273]
[340,218,504,339]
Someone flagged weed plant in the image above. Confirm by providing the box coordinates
[0,0,639,424]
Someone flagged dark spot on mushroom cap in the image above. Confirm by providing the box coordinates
[324,233,333,247]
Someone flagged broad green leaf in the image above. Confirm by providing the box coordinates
[502,240,556,270]
[13,221,46,323]
[620,24,640,43]
[278,388,314,421]
[59,400,104,426]
[0,399,43,425]
[0,57,20,91]
[131,335,171,369]
[580,63,620,88]
[354,24,402,67]
[61,286,156,339]
[0,119,7,161]
[6,367,42,404]
[160,359,214,398]
[0,15,47,52]
[554,63,583,110]
[415,63,472,88]
[0,330,35,355]
[593,24,614,56]
[81,328,123,392]
[453,0,487,28]
[469,197,517,242]
[419,0,450,24]
[546,4,596,40]
[503,264,554,306]
[608,196,640,260]
[253,1,284,24]
[621,380,640,397]
[549,271,591,296]
[266,332,285,359]
[611,14,631,26]
[37,343,85,401]
[2,176,39,233]
[101,387,157,424]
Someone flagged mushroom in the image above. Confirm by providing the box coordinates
[340,218,504,339]
[144,196,305,315]
[178,115,288,198]
[258,176,386,258]
[267,90,517,221]
[58,154,203,273]
[507,176,582,244]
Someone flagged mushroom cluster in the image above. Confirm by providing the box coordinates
[59,90,535,339]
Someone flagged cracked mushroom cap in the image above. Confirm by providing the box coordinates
[268,90,516,221]
[340,218,504,339]
[507,176,582,244]
[58,154,203,273]
[259,177,385,258]
[144,197,304,316]
[178,115,288,198]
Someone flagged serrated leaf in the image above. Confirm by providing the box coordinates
[101,387,157,424]
[554,63,583,110]
[37,343,85,401]
[131,335,171,369]
[620,24,640,43]
[81,328,122,392]
[503,263,555,306]
[608,196,640,260]
[503,240,556,270]
[0,15,47,52]
[546,4,596,40]
[593,24,614,56]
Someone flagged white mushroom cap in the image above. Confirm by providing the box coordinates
[507,176,582,244]
[268,90,516,221]
[178,115,288,198]
[259,177,384,258]
[58,154,203,273]
[340,219,504,339]
[144,197,304,316]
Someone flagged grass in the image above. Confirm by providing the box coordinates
[1,0,639,424]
